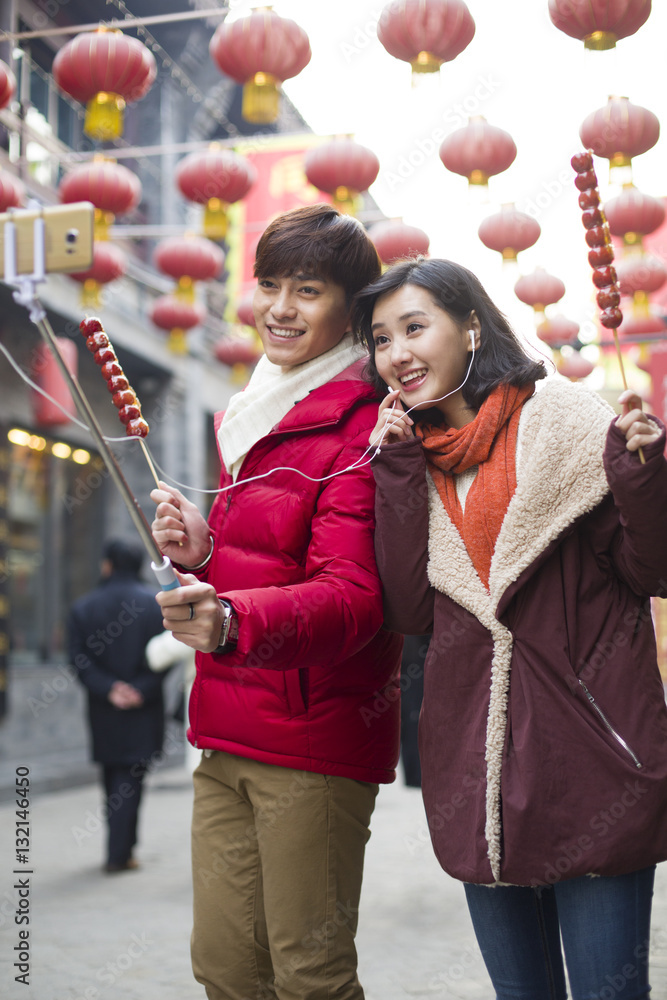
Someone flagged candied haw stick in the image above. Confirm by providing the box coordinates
[571,150,645,464]
[79,316,160,483]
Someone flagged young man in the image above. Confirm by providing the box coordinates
[151,204,402,1000]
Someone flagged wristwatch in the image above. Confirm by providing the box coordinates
[213,600,239,655]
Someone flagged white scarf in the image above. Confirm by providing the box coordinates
[218,333,366,480]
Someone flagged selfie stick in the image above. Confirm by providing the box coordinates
[3,205,179,591]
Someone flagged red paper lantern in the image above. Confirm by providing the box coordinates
[235,292,257,328]
[69,242,127,308]
[150,295,206,355]
[52,28,157,140]
[548,0,651,49]
[303,139,380,214]
[478,205,540,261]
[377,0,475,75]
[0,171,24,211]
[32,338,78,427]
[175,149,257,240]
[0,59,16,110]
[59,159,141,239]
[579,97,660,173]
[604,186,665,247]
[617,315,667,338]
[557,352,595,380]
[616,256,667,297]
[154,237,224,281]
[536,315,580,347]
[210,10,311,124]
[439,116,516,187]
[215,333,263,382]
[514,269,566,312]
[368,220,430,265]
[214,336,262,367]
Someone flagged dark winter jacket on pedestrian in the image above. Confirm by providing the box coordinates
[67,571,166,765]
[372,376,667,886]
[187,361,403,783]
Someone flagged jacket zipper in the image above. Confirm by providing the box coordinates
[578,680,643,769]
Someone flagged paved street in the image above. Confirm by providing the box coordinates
[0,766,666,1000]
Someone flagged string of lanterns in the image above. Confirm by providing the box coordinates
[2,0,662,382]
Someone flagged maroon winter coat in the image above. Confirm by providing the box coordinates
[372,378,667,885]
[188,364,402,784]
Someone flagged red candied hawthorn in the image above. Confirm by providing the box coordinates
[600,307,623,329]
[581,207,604,229]
[85,332,110,353]
[94,347,116,366]
[571,151,593,173]
[591,265,618,289]
[101,360,122,381]
[585,226,610,248]
[596,287,620,309]
[578,189,600,210]
[112,389,137,409]
[106,374,130,394]
[125,417,149,438]
[118,403,142,424]
[79,317,104,337]
[574,170,597,192]
[588,245,615,268]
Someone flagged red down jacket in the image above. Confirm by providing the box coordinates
[188,363,402,783]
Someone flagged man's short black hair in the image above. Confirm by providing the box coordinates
[103,538,144,576]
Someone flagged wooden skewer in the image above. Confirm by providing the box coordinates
[139,437,182,546]
[139,437,161,488]
[611,328,645,464]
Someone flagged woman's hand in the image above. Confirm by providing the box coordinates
[150,481,212,568]
[369,389,414,448]
[615,390,662,453]
[154,570,225,653]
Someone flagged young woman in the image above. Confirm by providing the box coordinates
[151,205,402,1000]
[355,256,667,999]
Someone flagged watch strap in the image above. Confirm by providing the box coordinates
[213,600,238,654]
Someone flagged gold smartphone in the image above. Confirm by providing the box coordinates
[0,201,94,275]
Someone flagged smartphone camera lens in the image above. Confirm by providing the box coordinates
[65,228,79,252]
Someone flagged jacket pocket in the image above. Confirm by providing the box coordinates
[578,679,643,769]
[284,669,308,717]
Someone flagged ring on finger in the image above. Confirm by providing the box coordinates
[188,603,195,621]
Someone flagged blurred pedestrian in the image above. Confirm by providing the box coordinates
[150,204,402,1000]
[67,538,166,873]
[358,257,667,998]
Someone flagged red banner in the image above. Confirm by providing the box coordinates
[225,134,332,318]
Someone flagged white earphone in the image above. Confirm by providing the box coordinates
[468,329,476,349]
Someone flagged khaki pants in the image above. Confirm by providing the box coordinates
[191,750,378,1000]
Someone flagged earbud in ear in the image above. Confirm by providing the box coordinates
[468,329,476,349]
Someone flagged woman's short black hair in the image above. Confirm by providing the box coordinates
[254,203,381,306]
[353,257,548,411]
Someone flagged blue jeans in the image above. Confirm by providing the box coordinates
[464,866,655,1000]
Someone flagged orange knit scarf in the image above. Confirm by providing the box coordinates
[415,383,534,590]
